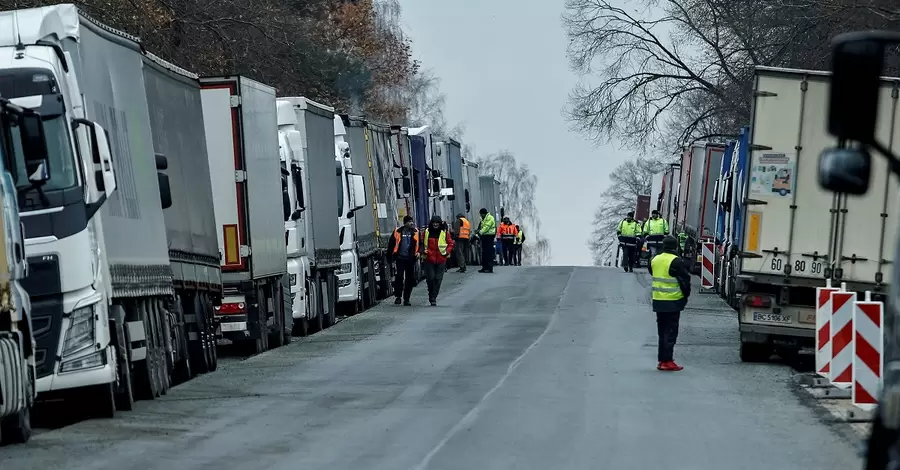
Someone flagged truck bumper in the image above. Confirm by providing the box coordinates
[739,323,815,349]
[337,250,357,303]
[217,314,250,343]
[36,346,116,393]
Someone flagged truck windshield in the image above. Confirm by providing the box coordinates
[8,112,78,191]
[0,69,78,192]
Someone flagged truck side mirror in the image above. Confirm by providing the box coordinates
[75,119,117,198]
[290,209,302,221]
[431,178,441,195]
[828,38,884,144]
[19,113,50,183]
[819,146,871,195]
[351,174,366,211]
[157,173,172,209]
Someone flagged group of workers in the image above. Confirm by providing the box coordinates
[387,209,525,306]
[616,209,671,272]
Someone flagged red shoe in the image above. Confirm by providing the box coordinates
[657,362,667,370]
[666,361,684,371]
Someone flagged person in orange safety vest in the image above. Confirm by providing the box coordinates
[498,217,518,266]
[453,213,471,273]
[386,215,419,306]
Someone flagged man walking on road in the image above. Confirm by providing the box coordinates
[617,211,641,272]
[477,208,496,273]
[422,216,455,306]
[453,213,471,273]
[650,235,691,371]
[387,216,419,306]
[643,210,669,259]
[514,224,524,266]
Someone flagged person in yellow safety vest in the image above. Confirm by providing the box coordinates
[422,216,455,306]
[650,235,691,371]
[453,213,471,273]
[513,225,525,266]
[643,210,670,260]
[477,208,497,273]
[616,211,641,272]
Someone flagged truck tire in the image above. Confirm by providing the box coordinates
[307,277,322,334]
[131,302,159,401]
[280,283,292,345]
[740,341,771,363]
[111,308,134,411]
[155,300,172,396]
[0,405,31,445]
[200,294,218,371]
[269,284,285,348]
[321,274,334,329]
[170,295,192,384]
[188,293,211,375]
[0,376,33,444]
[326,272,338,327]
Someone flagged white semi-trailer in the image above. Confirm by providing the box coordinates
[735,66,900,361]
[201,77,290,354]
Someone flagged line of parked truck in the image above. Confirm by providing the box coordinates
[651,65,900,363]
[0,4,505,444]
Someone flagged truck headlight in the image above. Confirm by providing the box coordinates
[62,306,95,358]
[338,263,352,274]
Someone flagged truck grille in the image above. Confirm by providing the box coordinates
[22,255,63,379]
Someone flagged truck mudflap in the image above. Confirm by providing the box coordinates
[0,332,27,417]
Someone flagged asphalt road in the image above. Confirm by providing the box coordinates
[0,267,863,469]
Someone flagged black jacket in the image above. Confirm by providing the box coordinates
[387,227,418,259]
[649,250,691,313]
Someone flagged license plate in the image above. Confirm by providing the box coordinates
[753,312,791,324]
[220,322,246,332]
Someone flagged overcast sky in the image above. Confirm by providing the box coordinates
[397,0,636,266]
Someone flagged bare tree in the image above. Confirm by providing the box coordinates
[475,151,551,265]
[588,156,666,264]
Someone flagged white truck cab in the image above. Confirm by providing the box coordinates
[278,111,314,335]
[334,117,367,314]
[0,12,120,412]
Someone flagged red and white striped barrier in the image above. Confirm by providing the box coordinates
[700,242,714,290]
[830,288,856,389]
[815,279,841,378]
[853,292,884,411]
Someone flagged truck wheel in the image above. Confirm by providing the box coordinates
[0,376,33,444]
[170,296,192,384]
[84,383,116,419]
[740,341,771,363]
[269,284,285,348]
[131,303,159,401]
[200,294,217,371]
[155,301,172,396]
[189,294,211,375]
[321,275,334,329]
[113,321,134,411]
[0,405,31,445]
[147,301,165,397]
[279,284,292,345]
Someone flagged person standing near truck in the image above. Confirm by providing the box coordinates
[514,224,525,266]
[616,211,641,272]
[643,210,670,259]
[453,213,471,273]
[387,216,419,306]
[650,236,691,371]
[422,216,455,306]
[477,208,497,273]
[499,217,518,266]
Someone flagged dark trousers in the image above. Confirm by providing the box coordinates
[455,238,469,271]
[513,244,522,265]
[393,258,416,300]
[656,311,681,362]
[618,236,637,269]
[480,235,495,271]
[502,238,514,265]
[423,262,446,301]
